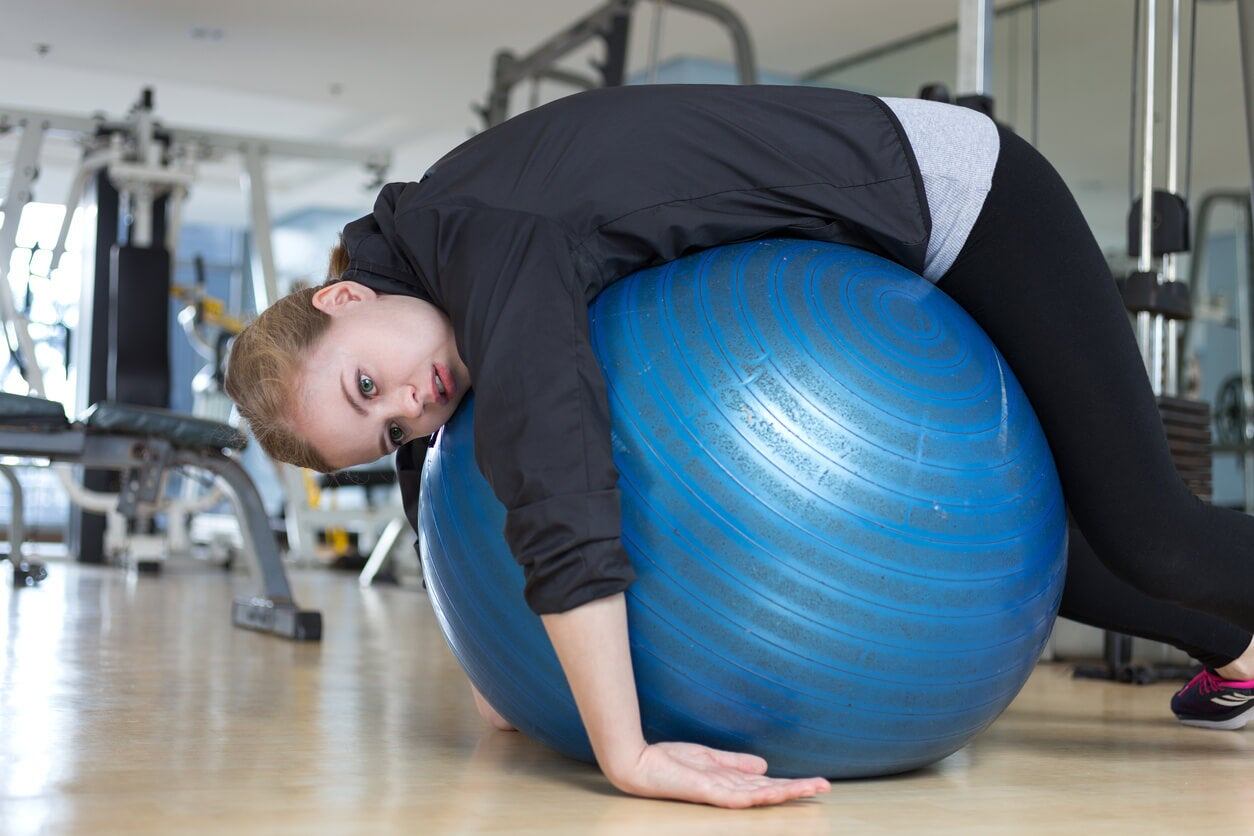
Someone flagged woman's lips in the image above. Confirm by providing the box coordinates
[433,363,453,405]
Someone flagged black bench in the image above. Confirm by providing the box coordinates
[0,392,321,641]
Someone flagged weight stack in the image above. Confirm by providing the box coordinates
[1158,395,1212,502]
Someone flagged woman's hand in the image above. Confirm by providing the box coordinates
[607,741,830,809]
[542,595,827,808]
[469,689,830,809]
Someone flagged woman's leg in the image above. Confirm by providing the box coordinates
[936,124,1254,640]
[1061,511,1250,670]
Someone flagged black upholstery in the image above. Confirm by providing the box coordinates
[0,392,70,429]
[80,402,247,451]
[319,466,397,489]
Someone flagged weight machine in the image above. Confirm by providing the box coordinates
[0,89,391,638]
[476,0,757,129]
[1071,0,1254,683]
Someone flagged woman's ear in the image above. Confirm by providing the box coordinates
[311,281,378,316]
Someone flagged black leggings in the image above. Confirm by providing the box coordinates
[935,125,1254,670]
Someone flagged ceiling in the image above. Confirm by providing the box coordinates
[1,0,1019,123]
[0,0,1028,222]
[0,0,1250,249]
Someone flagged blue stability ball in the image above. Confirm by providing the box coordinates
[419,240,1067,779]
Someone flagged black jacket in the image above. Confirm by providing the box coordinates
[340,84,931,615]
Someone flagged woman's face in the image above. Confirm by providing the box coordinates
[292,281,470,470]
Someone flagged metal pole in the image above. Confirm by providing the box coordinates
[647,0,666,84]
[1031,0,1040,146]
[189,451,295,603]
[958,0,995,96]
[0,105,390,169]
[1139,0,1158,275]
[0,119,48,396]
[241,143,279,311]
[597,7,631,87]
[1137,0,1164,394]
[130,96,155,248]
[0,465,25,564]
[359,515,409,587]
[1183,0,1199,202]
[480,0,755,127]
[1164,0,1183,282]
[1165,0,1183,395]
[1129,0,1142,210]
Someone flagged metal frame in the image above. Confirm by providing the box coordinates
[799,0,1055,85]
[0,106,391,168]
[479,0,757,128]
[357,514,412,587]
[957,0,995,98]
[1126,0,1197,398]
[0,92,395,570]
[0,420,320,640]
[0,119,48,396]
[1135,0,1163,391]
[0,99,391,402]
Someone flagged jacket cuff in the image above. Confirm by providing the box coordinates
[505,489,637,615]
[524,542,636,615]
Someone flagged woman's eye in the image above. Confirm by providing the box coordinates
[359,374,376,396]
[388,424,405,445]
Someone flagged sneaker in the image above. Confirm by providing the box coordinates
[1171,668,1254,730]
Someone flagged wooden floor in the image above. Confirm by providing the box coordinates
[0,560,1246,835]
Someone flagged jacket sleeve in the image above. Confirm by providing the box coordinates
[395,437,428,581]
[396,204,636,615]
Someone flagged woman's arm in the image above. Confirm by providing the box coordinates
[401,210,827,805]
[541,593,831,808]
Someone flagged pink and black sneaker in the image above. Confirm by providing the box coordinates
[1171,669,1254,730]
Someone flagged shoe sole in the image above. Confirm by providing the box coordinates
[1177,714,1252,731]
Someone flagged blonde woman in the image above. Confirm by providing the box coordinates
[225,85,1254,808]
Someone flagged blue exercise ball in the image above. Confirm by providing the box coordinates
[419,239,1066,779]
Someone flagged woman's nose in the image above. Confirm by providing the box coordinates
[395,383,423,417]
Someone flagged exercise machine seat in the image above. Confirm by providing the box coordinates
[0,392,71,429]
[80,402,247,451]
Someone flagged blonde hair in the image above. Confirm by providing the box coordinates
[223,239,351,472]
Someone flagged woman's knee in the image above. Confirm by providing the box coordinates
[1073,498,1205,606]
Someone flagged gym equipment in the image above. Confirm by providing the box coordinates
[420,239,1067,779]
[808,0,1044,134]
[1191,191,1254,504]
[0,89,390,566]
[0,393,320,639]
[478,0,757,128]
[955,0,996,116]
[0,89,388,637]
[1205,1,1254,505]
[915,0,1031,120]
[1076,0,1211,684]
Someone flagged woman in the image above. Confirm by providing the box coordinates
[225,85,1254,809]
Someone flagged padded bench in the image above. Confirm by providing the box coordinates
[0,392,320,641]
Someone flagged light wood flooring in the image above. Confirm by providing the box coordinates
[1,560,1248,835]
